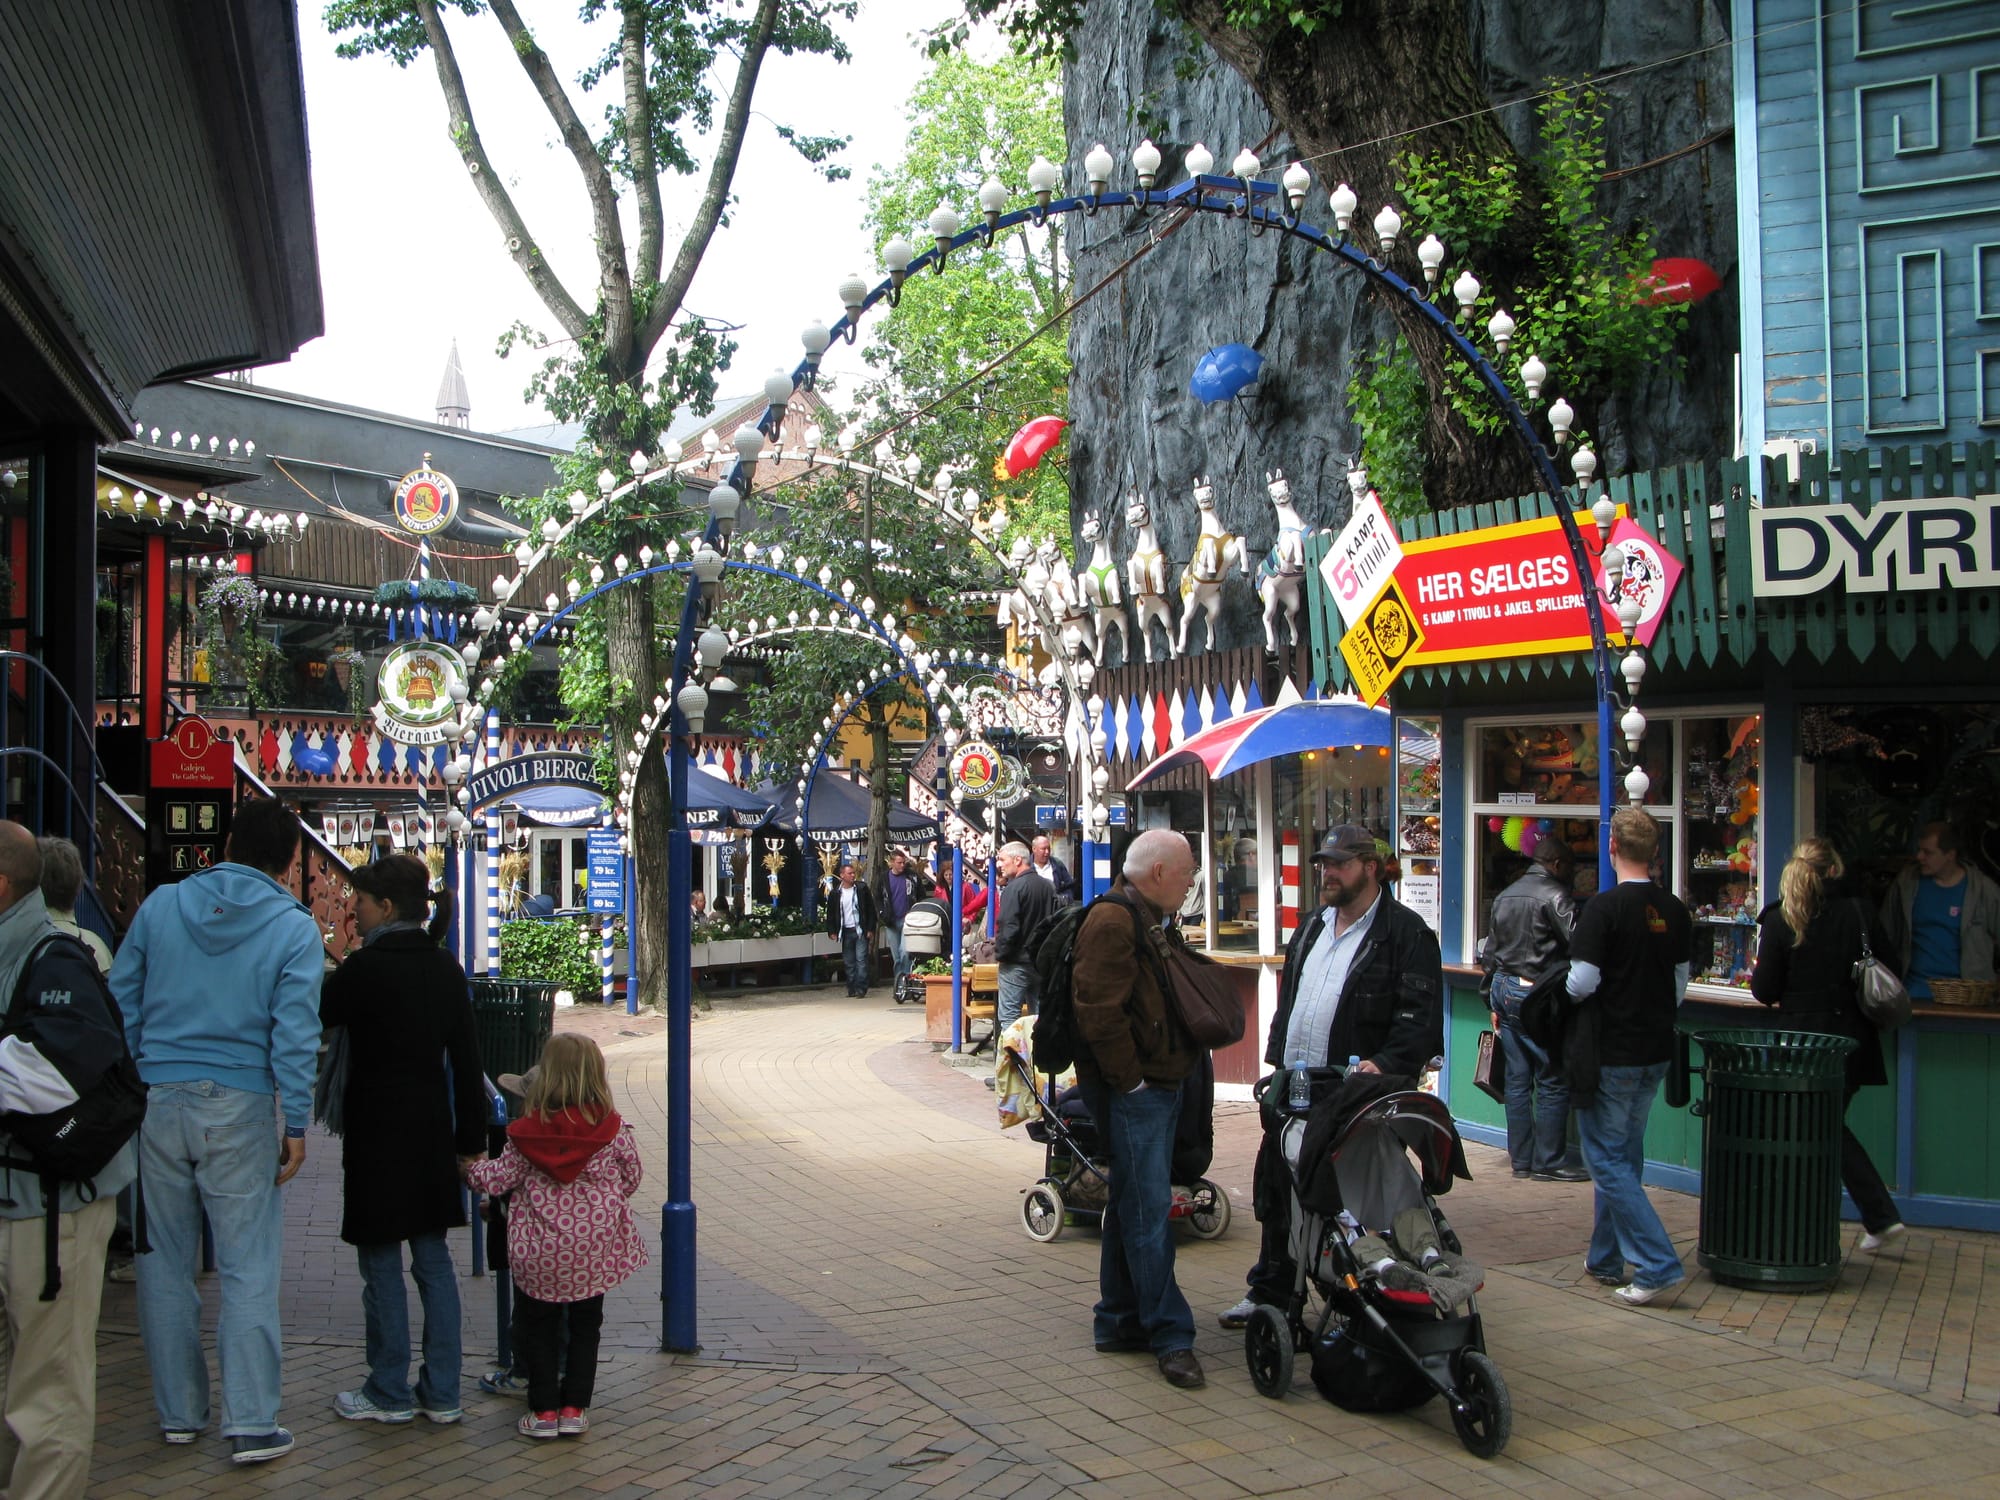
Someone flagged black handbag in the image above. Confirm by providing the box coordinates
[1473,1029,1506,1104]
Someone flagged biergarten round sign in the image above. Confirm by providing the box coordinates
[372,640,468,745]
[393,462,459,535]
[950,738,1000,798]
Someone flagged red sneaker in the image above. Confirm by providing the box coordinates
[557,1407,589,1436]
[517,1411,559,1440]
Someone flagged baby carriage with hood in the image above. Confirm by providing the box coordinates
[998,1023,1231,1244]
[1243,1067,1510,1459]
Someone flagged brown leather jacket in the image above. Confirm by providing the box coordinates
[1070,878,1197,1092]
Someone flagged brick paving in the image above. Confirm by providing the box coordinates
[82,986,2000,1497]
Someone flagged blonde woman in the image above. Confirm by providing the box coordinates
[1751,839,1904,1249]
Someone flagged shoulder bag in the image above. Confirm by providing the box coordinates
[1155,929,1247,1050]
[1851,906,1911,1030]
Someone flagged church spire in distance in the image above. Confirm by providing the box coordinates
[435,339,470,428]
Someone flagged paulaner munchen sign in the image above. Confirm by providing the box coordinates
[1751,495,2000,596]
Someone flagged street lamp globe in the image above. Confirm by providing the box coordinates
[1183,143,1213,179]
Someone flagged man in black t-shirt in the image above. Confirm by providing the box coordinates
[1566,807,1692,1307]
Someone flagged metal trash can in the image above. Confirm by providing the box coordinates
[1685,1027,1857,1289]
[468,978,559,1089]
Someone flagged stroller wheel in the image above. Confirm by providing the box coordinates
[1449,1350,1511,1459]
[1243,1305,1293,1399]
[1021,1184,1065,1243]
[1185,1179,1231,1240]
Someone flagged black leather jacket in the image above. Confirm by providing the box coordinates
[1482,865,1576,985]
[1266,895,1443,1077]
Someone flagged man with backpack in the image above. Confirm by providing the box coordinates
[994,843,1059,1035]
[1067,829,1206,1390]
[110,798,325,1465]
[0,820,137,1500]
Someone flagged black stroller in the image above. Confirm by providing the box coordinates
[1004,1040,1231,1244]
[1243,1070,1511,1459]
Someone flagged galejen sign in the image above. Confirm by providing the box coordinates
[1749,495,2000,596]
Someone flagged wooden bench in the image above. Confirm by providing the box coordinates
[963,962,999,1051]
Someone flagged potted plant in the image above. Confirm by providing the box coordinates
[196,574,280,709]
[916,956,956,1044]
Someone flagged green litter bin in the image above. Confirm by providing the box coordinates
[468,978,559,1089]
[1685,1027,1857,1289]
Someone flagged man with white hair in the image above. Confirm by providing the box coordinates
[1069,829,1205,1389]
[994,841,1058,1034]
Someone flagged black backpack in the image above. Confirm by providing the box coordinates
[1029,892,1141,1075]
[0,932,148,1299]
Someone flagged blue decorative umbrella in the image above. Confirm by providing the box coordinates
[1190,342,1263,404]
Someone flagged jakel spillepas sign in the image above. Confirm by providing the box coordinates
[372,640,469,745]
[1750,495,2000,595]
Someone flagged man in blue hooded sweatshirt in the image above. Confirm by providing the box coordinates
[111,798,324,1466]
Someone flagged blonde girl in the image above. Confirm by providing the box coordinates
[463,1034,646,1438]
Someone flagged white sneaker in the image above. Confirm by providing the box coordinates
[1218,1297,1259,1329]
[334,1389,414,1423]
[1613,1280,1680,1307]
[1859,1222,1906,1251]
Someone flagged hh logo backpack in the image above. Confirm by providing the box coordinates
[0,932,147,1298]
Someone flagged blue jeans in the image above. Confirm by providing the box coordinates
[357,1233,461,1412]
[840,927,870,993]
[888,926,911,985]
[134,1081,285,1438]
[996,963,1037,1032]
[1493,973,1579,1174]
[1079,1076,1195,1354]
[1576,1062,1685,1290]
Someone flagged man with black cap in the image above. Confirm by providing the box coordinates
[1219,825,1444,1328]
[1483,835,1587,1181]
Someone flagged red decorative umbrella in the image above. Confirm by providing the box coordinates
[1001,416,1068,478]
[1640,257,1722,306]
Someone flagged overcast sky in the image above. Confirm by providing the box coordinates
[266,1,958,438]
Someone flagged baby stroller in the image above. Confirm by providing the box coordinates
[1243,1069,1510,1460]
[1002,1039,1231,1244]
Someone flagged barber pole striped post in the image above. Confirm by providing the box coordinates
[483,709,501,974]
[1280,828,1301,944]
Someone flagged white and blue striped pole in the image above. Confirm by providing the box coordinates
[600,809,616,1007]
[483,708,501,974]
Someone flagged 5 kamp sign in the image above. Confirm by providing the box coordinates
[1320,487,1404,629]
[1338,578,1427,706]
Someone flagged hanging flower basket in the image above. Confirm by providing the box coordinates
[374,578,480,607]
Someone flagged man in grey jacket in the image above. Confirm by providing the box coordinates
[1880,822,2000,999]
[1484,836,1585,1181]
[0,821,135,1500]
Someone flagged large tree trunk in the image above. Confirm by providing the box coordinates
[606,554,668,1013]
[1179,0,1539,510]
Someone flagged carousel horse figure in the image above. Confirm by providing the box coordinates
[1039,536,1095,660]
[997,534,1041,646]
[1079,510,1128,665]
[1176,474,1250,656]
[1256,468,1309,652]
[1124,492,1177,661]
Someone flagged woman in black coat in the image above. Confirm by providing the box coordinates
[321,855,486,1423]
[1750,838,1904,1248]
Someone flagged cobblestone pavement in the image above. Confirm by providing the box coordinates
[85,988,2000,1497]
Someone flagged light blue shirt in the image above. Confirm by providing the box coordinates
[1283,894,1381,1067]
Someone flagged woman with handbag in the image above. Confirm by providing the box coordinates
[1750,839,1904,1250]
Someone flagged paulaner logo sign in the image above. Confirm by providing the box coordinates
[1751,495,2000,596]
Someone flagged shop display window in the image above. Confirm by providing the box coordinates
[1272,744,1394,943]
[1206,775,1260,951]
[1468,711,1760,992]
[1396,717,1442,933]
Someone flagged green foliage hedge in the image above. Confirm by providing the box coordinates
[499,918,601,995]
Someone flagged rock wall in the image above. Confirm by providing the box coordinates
[1061,0,1736,664]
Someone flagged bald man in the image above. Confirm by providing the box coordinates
[0,820,135,1499]
[1069,829,1206,1390]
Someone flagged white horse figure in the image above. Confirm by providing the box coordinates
[1124,492,1177,661]
[1079,510,1128,665]
[1039,536,1093,660]
[1256,468,1309,653]
[996,535,1039,645]
[1176,474,1250,655]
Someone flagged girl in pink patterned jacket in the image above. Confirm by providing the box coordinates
[464,1034,646,1440]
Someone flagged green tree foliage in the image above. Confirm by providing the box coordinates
[324,0,853,1011]
[853,51,1071,556]
[1347,84,1685,515]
